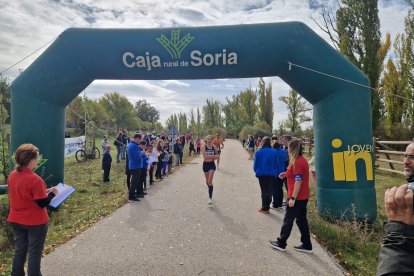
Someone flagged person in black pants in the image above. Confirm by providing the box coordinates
[253,137,279,214]
[270,139,312,253]
[139,141,148,192]
[155,139,165,179]
[102,145,112,182]
[127,133,144,202]
[271,140,288,209]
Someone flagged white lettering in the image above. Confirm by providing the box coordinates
[190,50,202,66]
[122,52,135,68]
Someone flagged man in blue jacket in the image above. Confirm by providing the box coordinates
[253,136,280,214]
[127,133,145,202]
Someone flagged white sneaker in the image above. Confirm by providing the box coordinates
[208,199,213,206]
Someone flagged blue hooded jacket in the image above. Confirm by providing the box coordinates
[274,148,288,175]
[253,147,279,177]
[127,141,143,169]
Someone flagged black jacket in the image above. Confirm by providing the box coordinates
[376,221,414,275]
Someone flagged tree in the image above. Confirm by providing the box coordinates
[257,78,274,128]
[165,114,177,130]
[134,100,160,127]
[222,94,244,137]
[66,96,84,132]
[100,92,136,131]
[279,89,311,134]
[0,76,10,180]
[188,109,196,132]
[313,0,390,129]
[203,99,222,129]
[382,59,406,135]
[403,9,414,129]
[179,112,188,133]
[239,88,258,126]
[196,107,202,136]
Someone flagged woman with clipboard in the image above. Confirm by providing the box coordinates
[7,144,59,276]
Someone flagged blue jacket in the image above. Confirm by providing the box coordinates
[253,147,279,177]
[274,148,288,175]
[127,141,143,169]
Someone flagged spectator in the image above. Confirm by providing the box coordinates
[114,131,123,163]
[196,137,201,155]
[101,135,109,153]
[308,147,316,185]
[7,144,58,276]
[147,144,156,185]
[253,137,279,214]
[127,133,145,202]
[121,129,128,160]
[247,135,255,160]
[271,140,288,210]
[155,139,165,179]
[270,139,312,253]
[174,137,183,166]
[376,142,414,275]
[140,141,148,191]
[102,145,112,183]
[189,138,196,156]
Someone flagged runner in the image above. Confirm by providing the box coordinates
[213,133,224,170]
[201,135,220,206]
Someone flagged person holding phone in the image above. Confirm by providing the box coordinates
[376,142,414,275]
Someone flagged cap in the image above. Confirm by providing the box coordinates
[133,133,142,139]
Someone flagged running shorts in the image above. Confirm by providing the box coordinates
[202,161,216,172]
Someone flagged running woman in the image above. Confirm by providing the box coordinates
[201,135,220,206]
[213,133,224,170]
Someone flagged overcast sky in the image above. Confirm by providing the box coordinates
[0,0,410,129]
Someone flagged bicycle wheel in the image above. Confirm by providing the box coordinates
[75,149,87,162]
[93,147,100,159]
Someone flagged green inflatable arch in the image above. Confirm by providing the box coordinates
[10,22,376,220]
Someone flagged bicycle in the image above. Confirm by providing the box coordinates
[75,141,100,162]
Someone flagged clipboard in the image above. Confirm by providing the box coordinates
[49,183,76,208]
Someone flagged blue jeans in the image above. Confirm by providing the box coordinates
[116,146,122,162]
[120,145,126,160]
[11,223,48,276]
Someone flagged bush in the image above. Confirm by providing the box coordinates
[374,122,413,141]
[0,195,13,252]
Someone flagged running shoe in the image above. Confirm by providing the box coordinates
[293,244,313,254]
[208,199,213,207]
[269,240,286,252]
[258,209,270,214]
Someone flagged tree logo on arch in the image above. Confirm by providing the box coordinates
[157,29,194,59]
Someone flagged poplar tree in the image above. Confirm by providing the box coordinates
[203,99,222,129]
[279,89,311,134]
[313,0,390,129]
[239,88,257,126]
[257,78,274,128]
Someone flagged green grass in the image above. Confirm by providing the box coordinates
[307,171,405,276]
[0,143,194,275]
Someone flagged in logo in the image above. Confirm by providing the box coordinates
[331,138,373,182]
[157,29,194,59]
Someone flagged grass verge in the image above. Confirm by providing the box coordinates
[1,145,195,275]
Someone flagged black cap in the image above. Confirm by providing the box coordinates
[133,133,142,139]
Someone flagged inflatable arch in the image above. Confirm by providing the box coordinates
[10,22,376,220]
